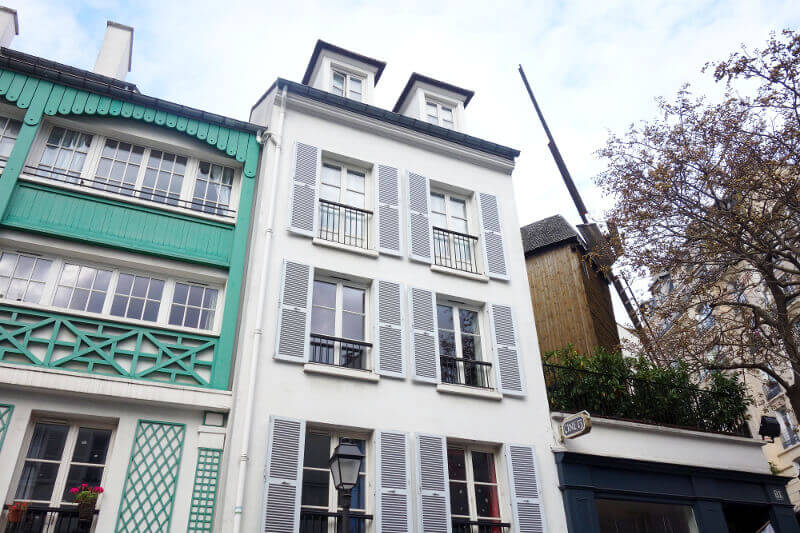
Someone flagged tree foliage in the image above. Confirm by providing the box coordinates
[595,30,800,416]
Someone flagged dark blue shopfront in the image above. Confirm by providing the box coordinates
[556,452,800,533]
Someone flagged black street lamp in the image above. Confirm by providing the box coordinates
[328,439,364,533]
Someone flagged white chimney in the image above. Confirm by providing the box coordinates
[0,6,19,49]
[93,21,133,80]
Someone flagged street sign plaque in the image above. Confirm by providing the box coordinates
[561,411,592,439]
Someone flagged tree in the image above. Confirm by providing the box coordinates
[595,30,800,418]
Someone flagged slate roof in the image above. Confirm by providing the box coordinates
[520,214,581,255]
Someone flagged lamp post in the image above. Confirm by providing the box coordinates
[328,439,364,533]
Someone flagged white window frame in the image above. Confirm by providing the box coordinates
[424,96,457,129]
[447,444,507,525]
[301,429,371,515]
[330,68,366,102]
[436,300,491,388]
[22,120,242,223]
[319,159,370,210]
[310,276,370,369]
[0,247,225,334]
[9,417,116,513]
[430,190,471,234]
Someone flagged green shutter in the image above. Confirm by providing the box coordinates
[187,448,222,532]
[116,420,186,533]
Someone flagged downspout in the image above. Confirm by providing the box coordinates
[232,85,287,533]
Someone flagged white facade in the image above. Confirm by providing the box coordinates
[221,47,569,532]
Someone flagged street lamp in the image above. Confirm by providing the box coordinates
[329,439,364,533]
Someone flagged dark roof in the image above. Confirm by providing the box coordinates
[301,40,387,86]
[0,47,262,134]
[392,73,475,112]
[252,78,519,161]
[520,214,581,255]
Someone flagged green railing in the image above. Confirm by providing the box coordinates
[0,304,225,389]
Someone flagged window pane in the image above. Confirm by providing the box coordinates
[438,330,456,356]
[441,106,454,123]
[346,171,365,193]
[27,423,68,460]
[301,468,329,507]
[173,282,188,304]
[426,102,439,119]
[312,281,336,308]
[303,432,331,469]
[430,193,446,214]
[342,286,364,313]
[345,190,366,209]
[31,259,52,282]
[449,481,470,516]
[471,451,496,483]
[71,428,112,464]
[0,252,16,276]
[342,312,364,341]
[459,309,479,334]
[474,484,500,518]
[437,305,454,331]
[596,499,699,533]
[451,218,468,234]
[311,307,335,336]
[62,465,104,501]
[447,448,467,480]
[15,461,60,501]
[320,183,340,203]
[449,198,466,219]
[322,164,341,186]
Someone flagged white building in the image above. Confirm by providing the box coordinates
[221,40,569,532]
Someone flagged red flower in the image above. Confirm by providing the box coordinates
[69,488,79,494]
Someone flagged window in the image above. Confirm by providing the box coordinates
[447,446,503,527]
[37,127,93,182]
[14,420,112,508]
[437,304,490,388]
[426,100,455,129]
[310,279,369,369]
[140,150,187,205]
[0,248,223,332]
[301,430,367,531]
[0,251,52,303]
[777,408,800,448]
[318,162,370,248]
[169,282,218,330]
[94,139,145,194]
[53,264,112,314]
[0,115,21,159]
[596,499,699,533]
[331,70,364,101]
[192,162,234,215]
[110,273,164,322]
[430,192,479,273]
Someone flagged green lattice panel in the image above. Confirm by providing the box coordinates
[0,403,13,451]
[187,448,222,532]
[0,304,224,389]
[116,420,186,533]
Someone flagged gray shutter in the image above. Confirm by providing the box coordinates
[288,142,319,236]
[504,444,545,533]
[376,431,411,532]
[375,280,406,378]
[407,172,432,263]
[415,433,451,533]
[409,287,439,383]
[478,192,509,280]
[275,260,313,363]
[377,165,402,256]
[489,304,526,396]
[262,416,306,533]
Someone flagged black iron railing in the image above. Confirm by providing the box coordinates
[299,509,372,533]
[309,334,372,370]
[1,505,97,533]
[21,164,237,219]
[440,356,493,389]
[765,380,783,401]
[452,518,512,533]
[432,227,480,274]
[542,364,751,436]
[318,199,372,249]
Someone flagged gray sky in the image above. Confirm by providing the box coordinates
[13,0,800,324]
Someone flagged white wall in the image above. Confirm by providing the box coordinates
[221,93,568,531]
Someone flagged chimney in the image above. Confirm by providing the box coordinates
[0,6,18,49]
[93,21,133,80]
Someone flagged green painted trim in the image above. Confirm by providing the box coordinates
[116,420,186,533]
[0,68,260,179]
[0,303,226,389]
[202,411,227,427]
[187,448,223,532]
[0,120,40,217]
[0,403,13,452]
[212,173,256,389]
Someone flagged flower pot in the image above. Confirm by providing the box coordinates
[7,509,24,523]
[77,501,95,521]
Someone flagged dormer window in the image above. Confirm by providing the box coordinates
[426,99,454,129]
[332,70,364,102]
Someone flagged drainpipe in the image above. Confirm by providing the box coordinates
[231,85,287,533]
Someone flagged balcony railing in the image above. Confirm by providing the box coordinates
[452,518,512,533]
[1,505,97,533]
[22,164,237,219]
[318,199,372,250]
[299,509,372,533]
[309,334,372,371]
[542,364,751,436]
[783,432,800,449]
[432,227,481,274]
[765,380,783,401]
[440,356,493,389]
